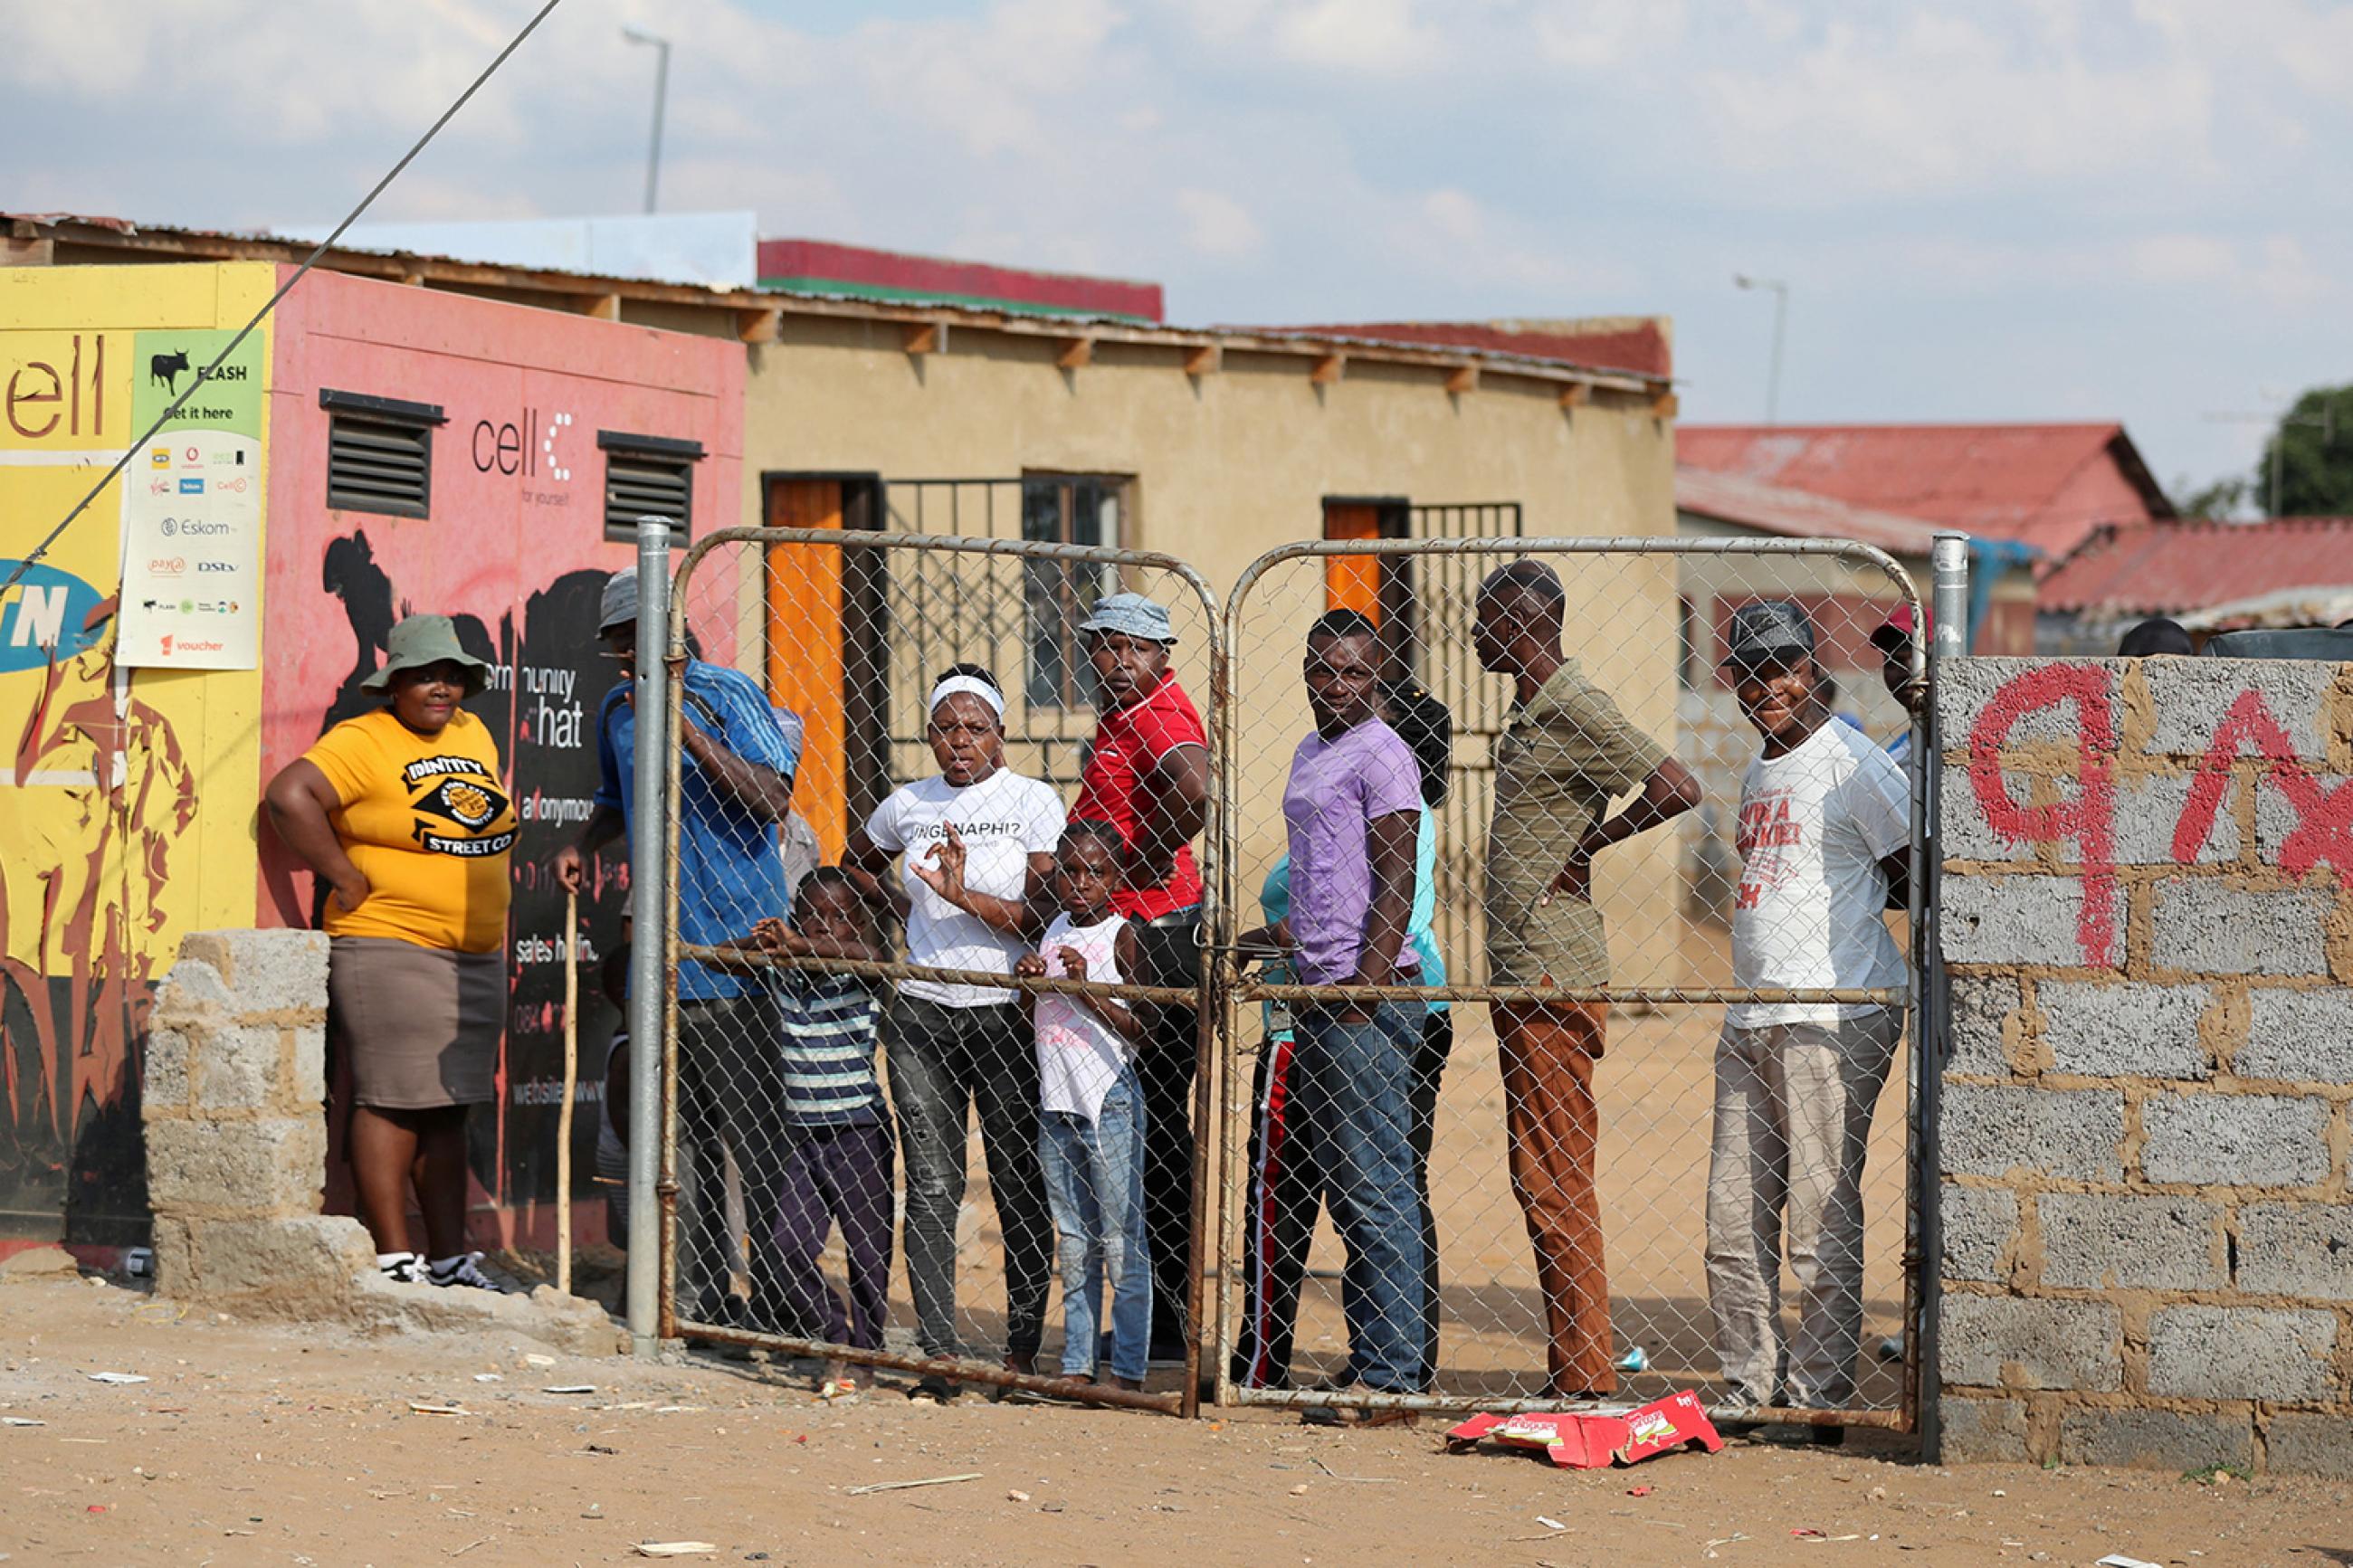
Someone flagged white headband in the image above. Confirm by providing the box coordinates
[929,674,1005,720]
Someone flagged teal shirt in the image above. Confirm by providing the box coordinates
[1261,805,1446,1043]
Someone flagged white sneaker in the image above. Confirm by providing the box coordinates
[376,1251,423,1284]
[425,1251,507,1292]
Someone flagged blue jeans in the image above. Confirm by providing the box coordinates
[1038,1072,1154,1382]
[1295,1000,1428,1392]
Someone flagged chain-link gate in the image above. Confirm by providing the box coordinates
[654,517,1221,1414]
[1213,535,1929,1430]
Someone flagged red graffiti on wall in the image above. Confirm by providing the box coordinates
[1968,667,2352,968]
[2172,689,2353,879]
[1967,665,2119,966]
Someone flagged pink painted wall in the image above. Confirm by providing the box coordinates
[257,268,745,1242]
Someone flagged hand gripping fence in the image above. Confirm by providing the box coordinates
[638,518,1929,1430]
[656,525,1224,1416]
[1214,536,1929,1428]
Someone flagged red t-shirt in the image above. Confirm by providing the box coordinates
[1074,675,1207,920]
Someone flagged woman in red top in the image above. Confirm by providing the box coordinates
[1072,593,1210,1363]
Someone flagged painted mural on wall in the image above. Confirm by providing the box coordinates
[0,316,247,1246]
[255,343,738,1238]
[275,527,633,1231]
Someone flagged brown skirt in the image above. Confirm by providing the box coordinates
[329,936,503,1109]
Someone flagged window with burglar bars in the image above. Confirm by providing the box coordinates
[319,389,443,518]
[1022,473,1127,709]
[600,429,702,542]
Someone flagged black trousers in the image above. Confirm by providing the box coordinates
[674,993,789,1327]
[1229,1007,1454,1388]
[885,993,1053,1359]
[1135,912,1203,1352]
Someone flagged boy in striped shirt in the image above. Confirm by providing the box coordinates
[745,867,892,1389]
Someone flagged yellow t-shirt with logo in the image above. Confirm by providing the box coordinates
[303,708,518,954]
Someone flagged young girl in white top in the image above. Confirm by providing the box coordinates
[1015,821,1154,1389]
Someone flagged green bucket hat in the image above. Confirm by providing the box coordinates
[361,613,492,696]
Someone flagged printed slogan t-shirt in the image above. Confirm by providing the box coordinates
[1728,719,1910,1028]
[304,708,518,955]
[863,765,1067,1008]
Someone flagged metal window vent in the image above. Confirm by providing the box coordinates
[600,430,702,542]
[319,389,444,519]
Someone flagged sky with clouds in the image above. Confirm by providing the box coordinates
[15,0,2348,498]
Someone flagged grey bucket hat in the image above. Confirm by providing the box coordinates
[598,568,639,634]
[1077,592,1176,644]
[1720,600,1817,670]
[361,613,492,695]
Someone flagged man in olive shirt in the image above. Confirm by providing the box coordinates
[1473,561,1700,1398]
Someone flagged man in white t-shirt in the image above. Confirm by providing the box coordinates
[1708,602,1912,1430]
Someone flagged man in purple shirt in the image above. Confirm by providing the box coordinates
[1239,609,1427,1415]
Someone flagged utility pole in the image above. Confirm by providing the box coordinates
[2203,394,2338,518]
[1734,273,1789,426]
[623,26,671,214]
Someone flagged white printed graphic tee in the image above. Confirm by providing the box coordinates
[1729,720,1910,1028]
[863,767,1067,1008]
[1034,911,1135,1122]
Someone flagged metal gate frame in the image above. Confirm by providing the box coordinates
[655,525,1226,1416]
[1210,535,1934,1431]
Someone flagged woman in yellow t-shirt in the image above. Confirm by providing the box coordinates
[264,614,517,1292]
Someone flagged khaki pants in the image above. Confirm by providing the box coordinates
[1494,998,1615,1397]
[1703,1009,1900,1411]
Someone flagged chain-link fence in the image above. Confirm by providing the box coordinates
[1213,537,1929,1427]
[655,522,1221,1414]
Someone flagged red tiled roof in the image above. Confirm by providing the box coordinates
[1237,318,1672,378]
[1677,423,2172,556]
[1674,467,1944,556]
[2037,517,2353,620]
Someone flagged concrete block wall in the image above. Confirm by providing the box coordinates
[143,930,376,1311]
[1937,656,2353,1476]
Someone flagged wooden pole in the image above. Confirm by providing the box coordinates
[557,887,579,1294]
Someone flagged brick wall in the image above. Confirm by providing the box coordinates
[1936,656,2353,1475]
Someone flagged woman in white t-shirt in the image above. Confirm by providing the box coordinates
[1706,603,1912,1432]
[845,665,1066,1384]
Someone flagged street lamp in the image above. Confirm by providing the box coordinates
[1733,273,1789,426]
[622,25,671,214]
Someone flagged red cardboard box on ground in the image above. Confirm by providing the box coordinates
[1444,1392,1723,1471]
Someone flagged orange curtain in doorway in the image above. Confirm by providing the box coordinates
[1324,502,1383,622]
[767,481,848,861]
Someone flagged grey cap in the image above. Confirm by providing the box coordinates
[598,568,638,634]
[1077,592,1176,644]
[361,613,492,695]
[1720,600,1816,668]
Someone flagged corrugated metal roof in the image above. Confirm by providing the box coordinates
[757,237,1163,323]
[2,211,1673,392]
[2039,517,2353,620]
[1678,422,2172,556]
[1673,466,1945,556]
[1239,318,1672,379]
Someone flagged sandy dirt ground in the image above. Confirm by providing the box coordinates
[857,917,1914,1411]
[5,1271,2349,1568]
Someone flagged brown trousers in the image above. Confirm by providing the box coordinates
[1494,998,1615,1396]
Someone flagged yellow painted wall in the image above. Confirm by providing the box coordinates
[0,263,274,1159]
[733,321,1682,983]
